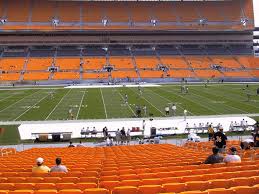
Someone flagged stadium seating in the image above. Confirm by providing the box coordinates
[135,57,160,69]
[0,144,258,194]
[26,58,52,71]
[161,57,189,69]
[55,58,80,70]
[0,58,25,71]
[0,0,253,31]
[109,57,134,69]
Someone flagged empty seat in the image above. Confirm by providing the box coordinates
[112,186,138,194]
[162,183,186,193]
[138,185,163,194]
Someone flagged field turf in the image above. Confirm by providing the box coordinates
[0,84,259,121]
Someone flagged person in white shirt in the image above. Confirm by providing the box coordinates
[184,109,188,121]
[223,147,241,163]
[171,104,176,116]
[165,106,170,116]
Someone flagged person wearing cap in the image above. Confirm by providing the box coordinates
[32,158,50,173]
[213,127,227,153]
[204,147,224,164]
[50,157,68,173]
[223,147,241,163]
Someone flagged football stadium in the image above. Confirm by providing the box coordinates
[0,0,259,193]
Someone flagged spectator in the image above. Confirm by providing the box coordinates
[204,147,224,164]
[224,147,241,163]
[208,125,214,141]
[115,129,121,145]
[77,141,84,147]
[68,141,75,147]
[120,127,126,144]
[32,158,50,173]
[213,126,227,153]
[50,157,68,173]
[126,128,131,145]
[253,123,259,147]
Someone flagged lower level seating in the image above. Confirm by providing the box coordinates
[194,70,222,78]
[139,70,164,78]
[168,70,194,78]
[223,71,252,78]
[0,73,20,81]
[82,72,109,79]
[53,72,80,80]
[111,71,138,79]
[23,72,50,81]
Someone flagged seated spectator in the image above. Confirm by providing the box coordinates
[50,157,68,173]
[224,147,241,163]
[32,157,50,173]
[68,141,75,147]
[204,147,224,164]
[213,127,227,153]
[77,141,84,147]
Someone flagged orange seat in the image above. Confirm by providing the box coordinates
[56,183,77,190]
[34,190,58,194]
[35,183,56,190]
[207,188,234,194]
[208,179,231,189]
[120,180,142,187]
[83,188,109,194]
[112,186,138,194]
[58,189,82,194]
[76,183,97,190]
[185,181,209,191]
[8,190,34,194]
[14,183,34,190]
[230,186,257,194]
[0,183,15,190]
[138,185,163,194]
[162,183,186,193]
[100,181,120,191]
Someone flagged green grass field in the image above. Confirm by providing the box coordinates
[0,84,259,121]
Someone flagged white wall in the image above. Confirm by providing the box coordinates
[253,0,259,27]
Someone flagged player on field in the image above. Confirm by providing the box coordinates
[143,105,147,117]
[171,103,176,116]
[124,94,128,104]
[68,108,74,120]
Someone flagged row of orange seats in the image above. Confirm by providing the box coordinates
[0,182,258,194]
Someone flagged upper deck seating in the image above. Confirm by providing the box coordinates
[0,0,253,31]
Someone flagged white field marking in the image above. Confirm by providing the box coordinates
[195,86,258,110]
[145,88,188,115]
[45,89,72,120]
[189,88,249,114]
[100,88,108,119]
[0,93,17,102]
[76,91,86,120]
[130,88,166,116]
[117,89,136,117]
[159,87,219,115]
[14,93,50,121]
[0,90,41,113]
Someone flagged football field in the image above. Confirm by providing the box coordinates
[0,84,259,122]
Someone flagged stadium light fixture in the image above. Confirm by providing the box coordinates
[102,19,108,26]
[0,19,7,25]
[241,18,248,27]
[151,19,157,27]
[52,19,59,27]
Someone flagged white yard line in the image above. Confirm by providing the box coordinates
[146,88,187,114]
[100,88,108,119]
[45,89,72,120]
[159,87,219,115]
[130,88,166,116]
[190,88,249,114]
[76,91,86,120]
[14,94,50,121]
[0,90,41,113]
[117,90,136,117]
[0,93,17,102]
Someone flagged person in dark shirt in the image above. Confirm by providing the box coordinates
[68,141,75,148]
[213,127,227,153]
[204,147,224,164]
